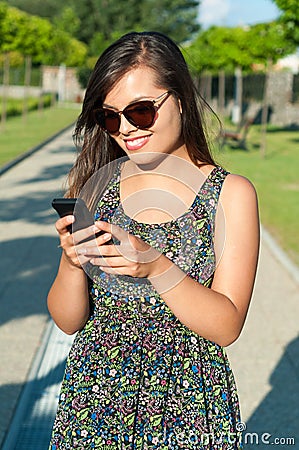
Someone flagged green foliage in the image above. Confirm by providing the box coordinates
[248,22,295,63]
[184,22,295,74]
[42,29,87,66]
[77,66,92,89]
[5,0,200,47]
[0,94,53,118]
[137,0,200,45]
[4,7,53,60]
[272,0,299,45]
[90,31,124,56]
[0,50,23,67]
[184,26,253,73]
[0,2,87,65]
[53,6,80,36]
[75,0,199,46]
[5,0,64,18]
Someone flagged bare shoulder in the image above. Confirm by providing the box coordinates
[220,172,258,205]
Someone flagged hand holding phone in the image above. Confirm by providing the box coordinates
[52,198,94,233]
[52,197,112,245]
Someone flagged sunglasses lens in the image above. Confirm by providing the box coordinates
[94,109,120,133]
[93,101,156,133]
[104,111,121,133]
[125,102,155,128]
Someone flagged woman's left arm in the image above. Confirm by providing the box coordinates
[80,174,259,347]
[149,174,260,346]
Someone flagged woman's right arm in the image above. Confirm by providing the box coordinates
[47,215,111,334]
[47,252,90,335]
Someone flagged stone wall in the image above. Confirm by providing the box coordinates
[267,72,299,127]
[211,71,299,127]
[0,86,42,98]
[42,65,84,103]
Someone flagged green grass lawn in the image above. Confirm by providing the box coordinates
[217,124,299,266]
[0,104,80,167]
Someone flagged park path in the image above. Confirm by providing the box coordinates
[0,127,298,449]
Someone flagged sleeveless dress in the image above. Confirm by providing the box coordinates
[49,165,243,450]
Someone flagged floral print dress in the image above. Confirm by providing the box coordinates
[49,164,243,449]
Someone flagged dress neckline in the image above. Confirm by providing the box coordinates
[115,164,222,228]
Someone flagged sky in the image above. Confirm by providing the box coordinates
[199,0,281,28]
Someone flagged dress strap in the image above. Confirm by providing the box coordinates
[198,165,229,202]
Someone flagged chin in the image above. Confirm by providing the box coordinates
[127,151,168,168]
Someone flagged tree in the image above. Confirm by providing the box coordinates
[138,0,200,44]
[272,0,299,45]
[0,3,87,65]
[71,0,200,46]
[5,0,67,19]
[43,29,87,66]
[247,22,295,65]
[53,6,80,36]
[184,22,295,75]
[6,0,201,46]
[184,26,250,74]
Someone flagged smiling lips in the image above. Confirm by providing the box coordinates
[124,135,151,151]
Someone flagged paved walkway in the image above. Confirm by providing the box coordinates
[0,128,298,449]
[0,127,76,449]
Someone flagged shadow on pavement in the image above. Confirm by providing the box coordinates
[1,358,67,450]
[15,162,73,185]
[0,236,60,326]
[244,335,299,448]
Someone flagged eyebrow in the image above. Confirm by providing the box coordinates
[102,95,155,110]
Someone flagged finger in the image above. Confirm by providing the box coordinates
[71,224,97,244]
[95,221,129,242]
[60,236,89,268]
[56,215,74,234]
[89,256,127,267]
[76,242,119,258]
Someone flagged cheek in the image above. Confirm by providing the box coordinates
[159,108,182,139]
[111,135,126,151]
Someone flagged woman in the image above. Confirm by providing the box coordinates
[48,31,259,449]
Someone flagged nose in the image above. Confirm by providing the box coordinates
[118,113,137,134]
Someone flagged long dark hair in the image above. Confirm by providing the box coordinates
[68,31,218,204]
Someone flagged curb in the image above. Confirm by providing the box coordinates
[0,122,75,177]
[1,320,54,450]
[1,320,74,450]
[261,225,299,287]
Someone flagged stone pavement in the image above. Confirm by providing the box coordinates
[0,127,76,449]
[0,128,298,449]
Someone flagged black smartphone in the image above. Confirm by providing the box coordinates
[52,198,94,233]
[52,198,112,244]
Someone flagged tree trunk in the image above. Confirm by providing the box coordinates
[260,61,272,158]
[38,66,44,114]
[200,72,212,104]
[1,53,10,130]
[232,66,243,125]
[218,70,225,119]
[23,55,32,120]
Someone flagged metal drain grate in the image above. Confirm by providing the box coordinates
[2,321,74,450]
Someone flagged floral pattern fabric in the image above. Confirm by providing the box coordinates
[49,165,243,449]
